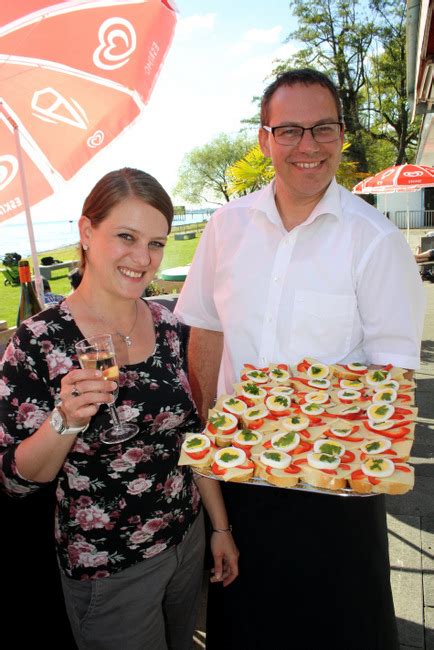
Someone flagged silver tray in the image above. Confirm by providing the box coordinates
[193,467,376,497]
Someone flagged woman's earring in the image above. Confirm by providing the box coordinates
[82,243,88,251]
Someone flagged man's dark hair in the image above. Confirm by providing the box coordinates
[260,69,343,126]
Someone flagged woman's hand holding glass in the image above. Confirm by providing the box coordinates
[59,367,117,431]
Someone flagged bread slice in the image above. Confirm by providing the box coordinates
[254,457,301,488]
[349,462,414,495]
[295,453,353,491]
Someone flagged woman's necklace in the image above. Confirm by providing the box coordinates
[78,293,139,347]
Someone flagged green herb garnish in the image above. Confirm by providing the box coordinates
[240,430,257,442]
[186,437,204,449]
[369,458,385,471]
[366,442,381,452]
[244,383,260,395]
[264,452,282,462]
[220,452,239,463]
[318,443,340,456]
[374,405,389,417]
[273,433,295,447]
[210,414,227,428]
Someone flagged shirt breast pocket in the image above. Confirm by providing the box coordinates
[289,290,356,361]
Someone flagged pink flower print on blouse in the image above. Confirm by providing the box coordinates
[0,424,14,446]
[67,536,109,569]
[26,320,49,337]
[143,541,168,559]
[122,447,144,464]
[109,457,135,473]
[142,517,168,536]
[118,370,139,388]
[152,410,184,432]
[126,477,153,496]
[165,329,180,357]
[46,349,74,380]
[3,344,26,366]
[67,472,91,491]
[162,473,184,499]
[74,504,111,531]
[0,378,11,399]
[117,404,140,423]
[16,402,47,430]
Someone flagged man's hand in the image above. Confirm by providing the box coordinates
[210,530,239,587]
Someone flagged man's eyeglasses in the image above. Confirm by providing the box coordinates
[262,122,343,146]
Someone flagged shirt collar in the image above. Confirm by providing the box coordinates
[249,178,343,228]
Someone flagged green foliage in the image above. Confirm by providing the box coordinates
[173,132,255,204]
[227,144,275,196]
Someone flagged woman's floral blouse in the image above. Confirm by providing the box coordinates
[0,300,201,580]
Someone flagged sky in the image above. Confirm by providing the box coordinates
[1,0,299,236]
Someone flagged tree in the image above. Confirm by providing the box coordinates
[366,0,420,164]
[265,0,417,170]
[173,132,255,204]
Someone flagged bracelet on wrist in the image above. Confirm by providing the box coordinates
[212,525,232,533]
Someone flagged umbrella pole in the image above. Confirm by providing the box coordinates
[406,193,410,243]
[13,125,45,307]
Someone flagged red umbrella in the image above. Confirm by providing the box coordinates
[352,164,434,240]
[360,164,434,192]
[0,0,177,299]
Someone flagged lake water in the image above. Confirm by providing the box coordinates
[0,209,213,259]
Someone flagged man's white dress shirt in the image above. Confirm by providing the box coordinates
[175,180,426,394]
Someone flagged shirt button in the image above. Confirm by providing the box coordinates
[267,315,273,323]
[274,276,279,282]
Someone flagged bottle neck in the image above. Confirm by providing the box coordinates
[18,264,32,283]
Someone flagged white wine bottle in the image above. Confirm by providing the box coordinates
[16,261,42,327]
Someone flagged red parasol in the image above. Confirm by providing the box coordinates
[359,164,434,193]
[0,0,177,299]
[352,164,434,240]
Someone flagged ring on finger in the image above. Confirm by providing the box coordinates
[71,383,81,398]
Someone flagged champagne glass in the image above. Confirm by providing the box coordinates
[75,334,139,444]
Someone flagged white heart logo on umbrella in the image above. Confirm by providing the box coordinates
[0,155,18,191]
[93,18,137,71]
[403,171,423,178]
[87,130,104,148]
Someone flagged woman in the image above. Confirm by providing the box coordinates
[0,168,237,650]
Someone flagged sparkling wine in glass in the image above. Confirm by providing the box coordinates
[75,334,139,444]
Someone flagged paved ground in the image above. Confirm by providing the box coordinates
[387,233,434,649]
[193,229,434,649]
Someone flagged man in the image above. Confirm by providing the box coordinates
[175,70,425,649]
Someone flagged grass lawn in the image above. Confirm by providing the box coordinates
[0,230,202,328]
